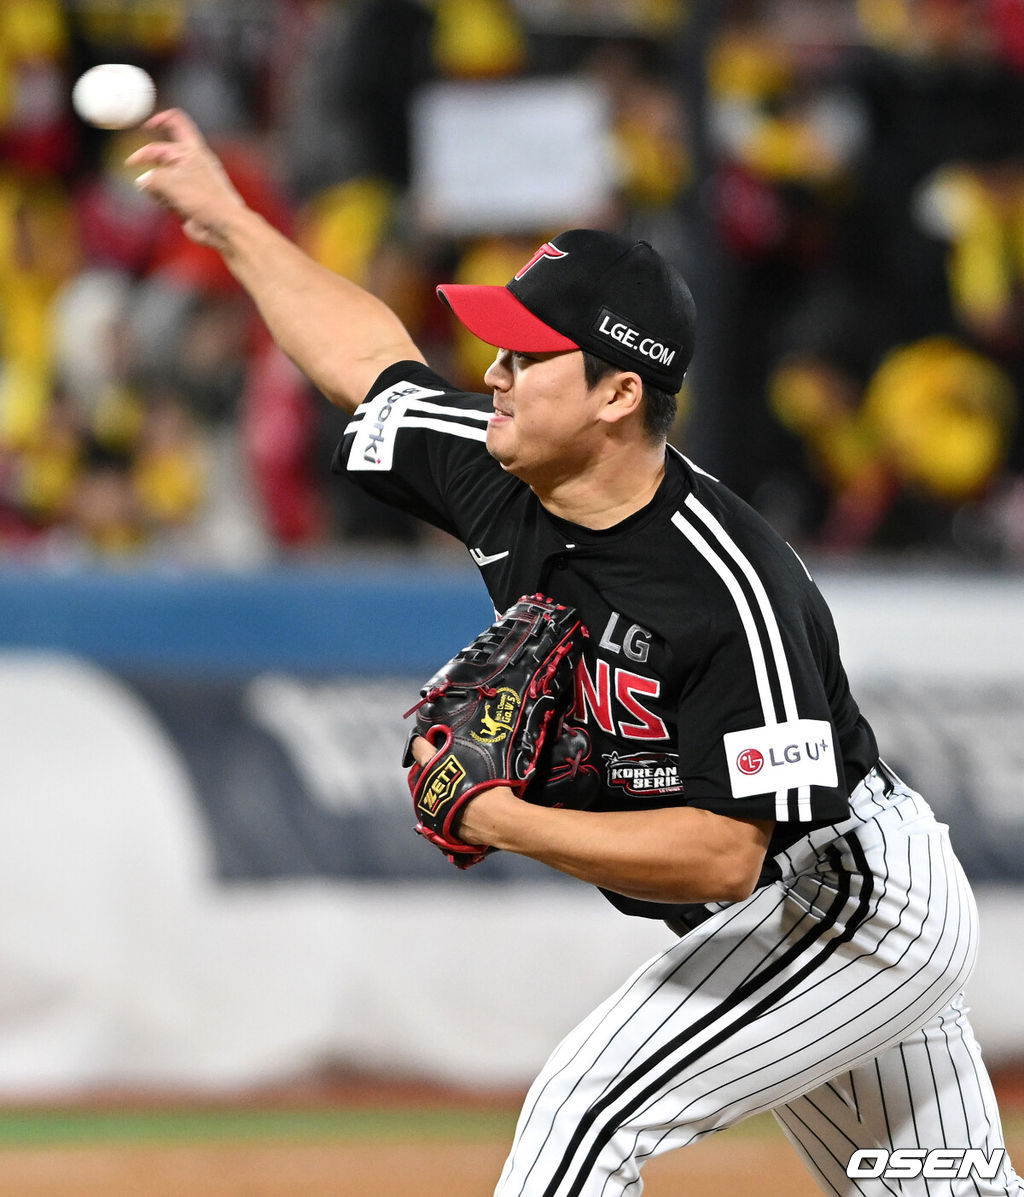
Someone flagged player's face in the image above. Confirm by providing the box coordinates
[483,348,606,486]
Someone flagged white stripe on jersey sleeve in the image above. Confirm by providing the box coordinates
[398,416,487,439]
[343,414,488,438]
[344,381,444,428]
[797,784,812,820]
[671,504,792,819]
[670,509,778,725]
[679,497,842,818]
[402,398,490,422]
[343,382,487,471]
[683,494,799,721]
[346,386,490,423]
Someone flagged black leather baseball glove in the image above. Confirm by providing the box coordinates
[523,722,602,811]
[403,594,588,868]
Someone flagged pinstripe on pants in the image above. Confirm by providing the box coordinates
[494,769,1022,1196]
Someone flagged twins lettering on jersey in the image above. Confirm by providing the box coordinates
[565,610,682,793]
[599,611,650,663]
[575,659,667,739]
[574,613,667,740]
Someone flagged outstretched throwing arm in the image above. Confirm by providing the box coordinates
[127,109,425,414]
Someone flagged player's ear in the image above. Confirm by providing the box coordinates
[595,370,645,426]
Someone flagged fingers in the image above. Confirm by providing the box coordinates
[142,107,204,145]
[126,110,208,204]
[126,141,184,170]
[126,108,202,171]
[409,735,435,767]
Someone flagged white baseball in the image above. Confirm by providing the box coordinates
[72,64,156,130]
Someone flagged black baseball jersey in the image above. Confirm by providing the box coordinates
[333,362,879,917]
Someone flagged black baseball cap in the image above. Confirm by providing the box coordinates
[436,229,696,393]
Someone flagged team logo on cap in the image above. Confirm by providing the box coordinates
[515,242,569,279]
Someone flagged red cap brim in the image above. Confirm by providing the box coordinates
[436,284,578,352]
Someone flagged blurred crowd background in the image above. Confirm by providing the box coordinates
[3,0,1024,567]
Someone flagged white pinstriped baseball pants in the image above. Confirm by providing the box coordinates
[494,768,1022,1196]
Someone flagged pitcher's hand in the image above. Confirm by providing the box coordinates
[127,108,245,250]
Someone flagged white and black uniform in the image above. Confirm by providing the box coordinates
[335,362,1021,1197]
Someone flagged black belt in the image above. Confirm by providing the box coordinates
[664,906,714,937]
[874,757,900,796]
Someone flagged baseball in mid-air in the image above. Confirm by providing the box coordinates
[72,63,156,130]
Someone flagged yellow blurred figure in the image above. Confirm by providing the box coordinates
[921,163,1024,345]
[9,394,81,526]
[855,0,914,50]
[612,81,691,209]
[709,28,793,106]
[431,0,526,78]
[298,177,395,289]
[863,337,1016,501]
[133,397,205,527]
[708,23,858,187]
[0,0,67,124]
[770,358,880,492]
[75,0,185,56]
[0,174,80,448]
